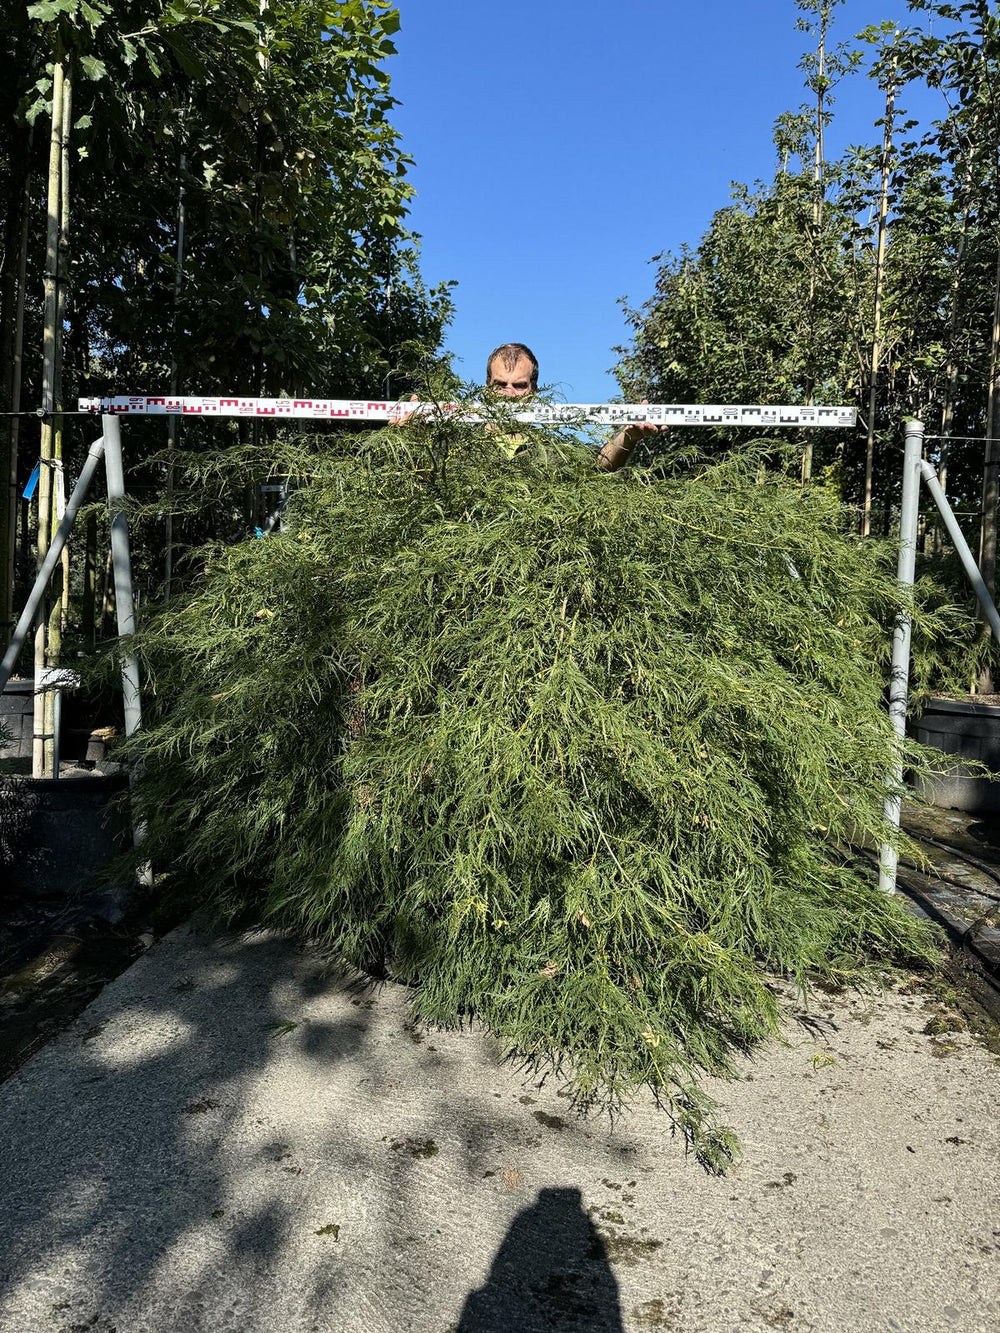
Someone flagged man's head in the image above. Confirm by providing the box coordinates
[486,342,539,397]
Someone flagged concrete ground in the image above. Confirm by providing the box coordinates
[1,919,998,1333]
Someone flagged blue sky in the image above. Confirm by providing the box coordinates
[390,0,944,401]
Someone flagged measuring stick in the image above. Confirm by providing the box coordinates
[78,396,857,429]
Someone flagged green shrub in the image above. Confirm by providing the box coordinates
[128,420,942,1169]
[909,548,1000,701]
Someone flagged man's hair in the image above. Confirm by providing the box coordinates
[486,342,539,390]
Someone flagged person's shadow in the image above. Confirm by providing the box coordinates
[456,1186,624,1332]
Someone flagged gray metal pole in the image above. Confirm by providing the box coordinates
[920,459,1000,643]
[103,415,142,740]
[103,414,151,882]
[880,418,924,893]
[0,436,105,695]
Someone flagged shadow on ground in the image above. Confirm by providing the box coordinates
[0,920,638,1332]
[0,926,377,1326]
[457,1186,623,1332]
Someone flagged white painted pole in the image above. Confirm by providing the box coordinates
[880,418,924,893]
[103,414,151,884]
[103,415,141,740]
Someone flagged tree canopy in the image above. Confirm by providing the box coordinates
[121,417,945,1167]
[1,0,454,645]
[616,0,1000,565]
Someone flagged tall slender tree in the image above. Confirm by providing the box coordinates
[861,31,898,536]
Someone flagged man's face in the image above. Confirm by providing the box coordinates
[487,354,535,398]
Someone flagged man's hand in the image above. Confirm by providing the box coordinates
[597,399,664,472]
[389,392,420,428]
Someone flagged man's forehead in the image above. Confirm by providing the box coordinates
[489,354,534,380]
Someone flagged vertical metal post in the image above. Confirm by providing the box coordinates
[880,418,924,893]
[103,414,151,881]
[103,415,141,739]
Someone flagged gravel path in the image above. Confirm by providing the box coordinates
[1,919,998,1333]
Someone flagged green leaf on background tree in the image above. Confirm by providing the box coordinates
[79,1,108,27]
[79,55,107,80]
[158,32,207,78]
[26,0,75,21]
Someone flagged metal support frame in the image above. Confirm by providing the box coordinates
[103,415,151,882]
[103,415,143,745]
[0,416,148,876]
[881,418,1000,893]
[880,419,924,893]
[15,399,987,901]
[0,436,105,695]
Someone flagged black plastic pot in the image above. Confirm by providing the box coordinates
[1,771,129,898]
[914,696,1000,814]
[0,678,34,770]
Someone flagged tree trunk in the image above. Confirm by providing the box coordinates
[974,248,1000,694]
[801,6,827,486]
[81,510,98,644]
[979,245,1000,575]
[936,186,972,519]
[861,59,896,538]
[164,145,188,600]
[100,543,114,637]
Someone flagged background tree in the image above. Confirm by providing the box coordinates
[615,0,1000,689]
[0,0,453,764]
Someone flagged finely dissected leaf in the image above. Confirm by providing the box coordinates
[126,420,943,1167]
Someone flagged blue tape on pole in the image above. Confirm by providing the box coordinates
[22,463,40,500]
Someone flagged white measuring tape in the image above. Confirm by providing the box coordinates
[78,396,857,429]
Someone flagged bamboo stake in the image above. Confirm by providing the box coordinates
[43,58,72,776]
[33,47,66,778]
[57,66,72,635]
[880,417,923,893]
[80,320,98,640]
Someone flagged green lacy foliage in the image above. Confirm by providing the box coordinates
[128,421,940,1169]
[909,549,1000,702]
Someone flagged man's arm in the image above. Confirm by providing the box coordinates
[597,423,655,471]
